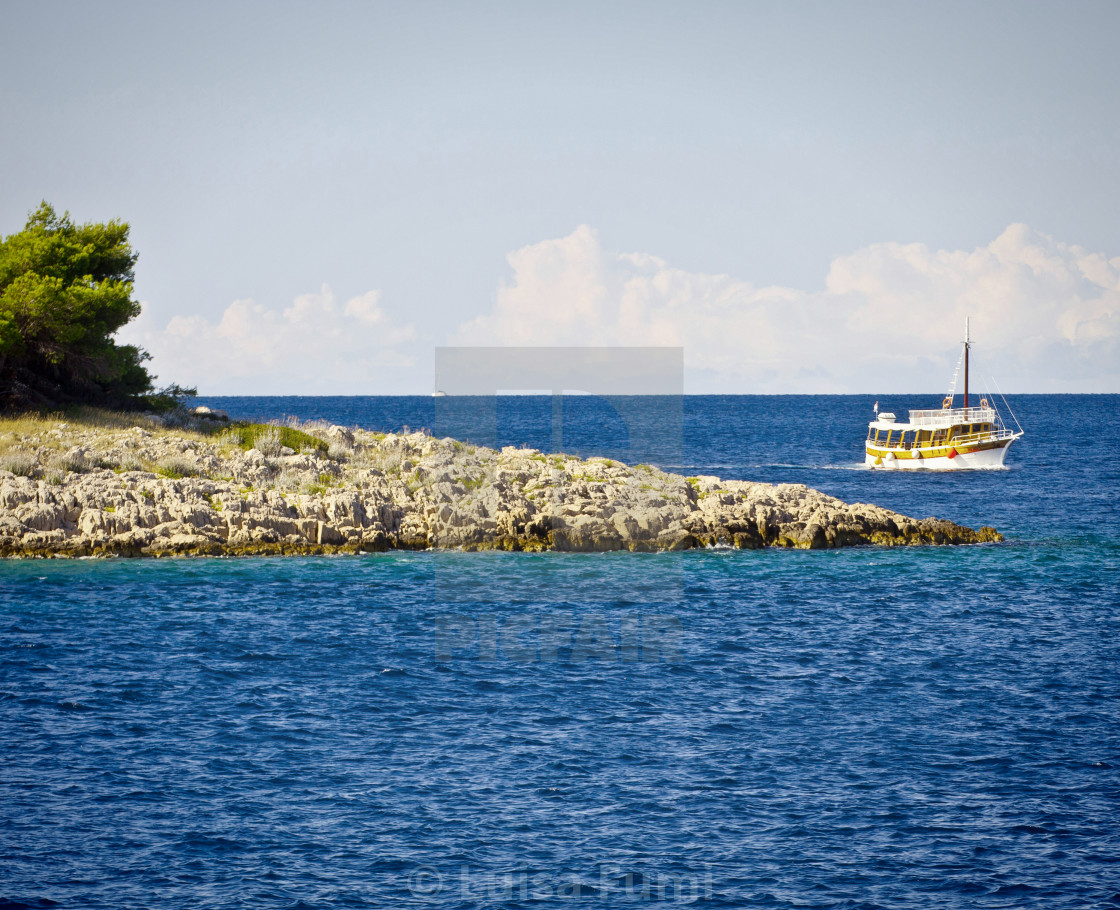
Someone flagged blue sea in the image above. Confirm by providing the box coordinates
[2,395,1118,909]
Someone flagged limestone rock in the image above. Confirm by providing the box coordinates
[0,420,1003,558]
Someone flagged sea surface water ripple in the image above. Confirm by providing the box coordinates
[2,395,1118,908]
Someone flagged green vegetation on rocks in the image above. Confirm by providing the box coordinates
[222,423,329,456]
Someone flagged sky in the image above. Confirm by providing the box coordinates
[2,0,1118,394]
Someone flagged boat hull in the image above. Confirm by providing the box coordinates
[865,438,1016,470]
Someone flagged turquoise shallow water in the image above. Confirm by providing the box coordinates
[2,395,1118,908]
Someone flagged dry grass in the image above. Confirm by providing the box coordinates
[258,426,285,457]
[0,408,213,446]
[48,452,90,475]
[0,407,156,434]
[263,467,305,493]
[154,455,205,479]
[0,451,36,476]
[0,409,222,480]
[327,439,353,460]
[0,411,368,491]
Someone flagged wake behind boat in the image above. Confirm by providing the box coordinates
[865,319,1024,470]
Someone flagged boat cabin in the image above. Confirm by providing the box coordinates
[867,406,998,450]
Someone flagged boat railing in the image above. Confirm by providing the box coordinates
[908,406,996,427]
[867,425,1017,450]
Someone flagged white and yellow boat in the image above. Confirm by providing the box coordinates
[865,320,1023,470]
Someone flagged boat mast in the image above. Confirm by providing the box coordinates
[963,317,970,409]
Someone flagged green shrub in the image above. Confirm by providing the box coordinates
[225,423,328,455]
[327,439,352,460]
[50,452,89,475]
[155,456,202,479]
[254,426,283,456]
[0,452,36,476]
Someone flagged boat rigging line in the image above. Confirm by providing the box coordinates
[991,375,1025,436]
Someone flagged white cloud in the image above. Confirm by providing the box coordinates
[453,224,1120,392]
[122,227,1119,395]
[121,285,416,394]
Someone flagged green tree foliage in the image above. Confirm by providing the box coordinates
[0,202,186,410]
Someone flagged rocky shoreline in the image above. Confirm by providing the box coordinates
[0,415,1002,558]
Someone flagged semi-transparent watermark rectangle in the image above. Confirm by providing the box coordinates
[431,347,684,605]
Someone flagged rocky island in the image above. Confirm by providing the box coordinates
[0,412,1002,558]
